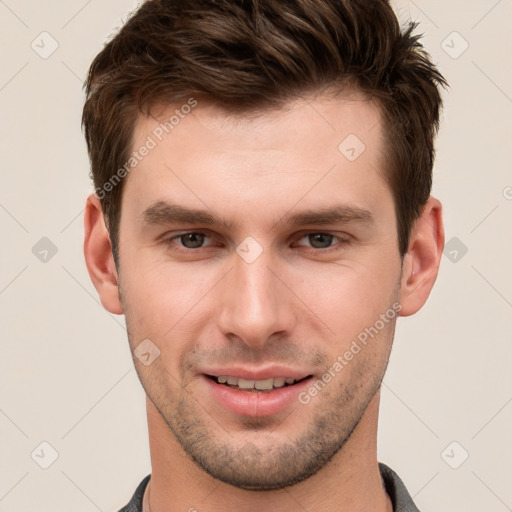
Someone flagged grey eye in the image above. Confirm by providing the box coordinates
[306,233,334,249]
[179,233,206,248]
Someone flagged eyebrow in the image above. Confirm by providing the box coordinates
[140,201,374,230]
[141,202,236,230]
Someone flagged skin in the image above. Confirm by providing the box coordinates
[84,91,444,512]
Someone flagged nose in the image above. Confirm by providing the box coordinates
[217,247,297,349]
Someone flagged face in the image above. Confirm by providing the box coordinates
[117,92,403,490]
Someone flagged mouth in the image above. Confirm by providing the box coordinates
[200,367,315,416]
[205,374,312,393]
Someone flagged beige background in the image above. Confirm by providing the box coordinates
[1,1,511,511]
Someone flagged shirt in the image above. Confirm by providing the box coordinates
[117,462,420,512]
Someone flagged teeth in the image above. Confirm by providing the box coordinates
[273,377,285,388]
[215,376,298,389]
[238,378,255,389]
[255,378,274,390]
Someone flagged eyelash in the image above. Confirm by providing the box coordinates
[162,231,351,253]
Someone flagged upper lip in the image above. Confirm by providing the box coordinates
[201,366,312,381]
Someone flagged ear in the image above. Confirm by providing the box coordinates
[398,196,444,317]
[83,193,123,315]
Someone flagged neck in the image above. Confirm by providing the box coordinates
[144,391,392,512]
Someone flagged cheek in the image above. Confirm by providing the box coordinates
[122,248,199,306]
[294,261,399,339]
[120,260,218,344]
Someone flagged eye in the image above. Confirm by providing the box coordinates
[166,232,213,249]
[162,231,349,253]
[295,232,348,250]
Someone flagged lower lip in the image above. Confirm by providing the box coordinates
[202,375,312,417]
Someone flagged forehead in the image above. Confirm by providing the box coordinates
[135,90,383,158]
[121,91,391,228]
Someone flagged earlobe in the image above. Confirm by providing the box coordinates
[398,196,444,317]
[83,193,124,315]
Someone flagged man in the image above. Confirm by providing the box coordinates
[82,0,447,510]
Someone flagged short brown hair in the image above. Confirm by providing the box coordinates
[82,0,447,265]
